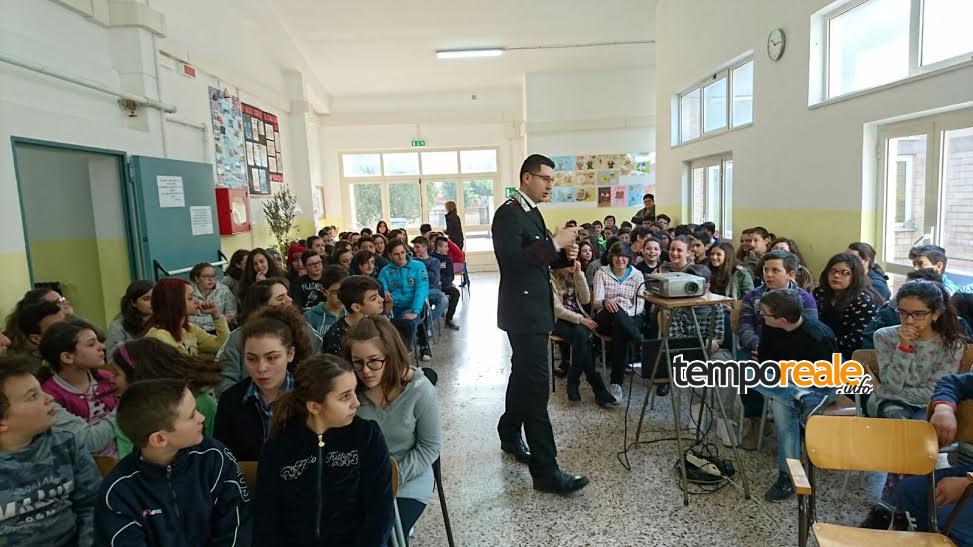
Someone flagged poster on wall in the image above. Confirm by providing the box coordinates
[546,152,655,208]
[241,102,284,196]
[208,87,247,190]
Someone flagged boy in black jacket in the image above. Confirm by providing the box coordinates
[94,380,252,546]
[432,236,461,330]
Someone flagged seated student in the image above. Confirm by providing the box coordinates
[628,226,651,264]
[593,242,646,402]
[235,247,288,303]
[431,236,462,330]
[215,316,303,460]
[38,320,117,456]
[752,289,839,502]
[350,249,378,278]
[324,275,390,356]
[635,237,663,276]
[346,316,442,539]
[254,354,394,545]
[891,372,973,543]
[4,287,72,347]
[94,379,252,546]
[578,240,596,281]
[412,236,451,324]
[290,250,327,310]
[287,245,307,286]
[911,244,963,295]
[741,227,774,283]
[218,281,320,396]
[145,277,229,357]
[586,236,620,288]
[358,236,390,270]
[331,247,354,272]
[220,249,249,294]
[109,338,223,457]
[306,234,326,257]
[953,292,973,331]
[655,214,671,231]
[303,265,348,336]
[0,355,100,546]
[872,279,966,420]
[770,238,815,292]
[708,242,754,300]
[847,242,891,302]
[660,235,692,273]
[813,252,882,358]
[604,214,617,231]
[378,239,430,356]
[689,231,713,266]
[551,258,616,407]
[9,300,68,367]
[372,233,389,263]
[617,226,632,245]
[105,280,153,352]
[189,262,237,333]
[736,250,819,449]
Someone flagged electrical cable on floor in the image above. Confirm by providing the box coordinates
[616,357,690,471]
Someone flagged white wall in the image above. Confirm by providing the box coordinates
[654,0,973,270]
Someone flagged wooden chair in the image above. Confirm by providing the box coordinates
[960,344,973,373]
[788,416,960,547]
[548,334,568,393]
[238,460,258,497]
[94,455,118,477]
[390,459,407,547]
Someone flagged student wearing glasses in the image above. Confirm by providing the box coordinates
[189,262,237,333]
[812,252,882,359]
[872,279,967,420]
[346,316,441,541]
[291,250,328,310]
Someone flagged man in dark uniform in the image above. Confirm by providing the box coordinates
[492,154,588,494]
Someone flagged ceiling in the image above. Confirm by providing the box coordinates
[269,0,656,97]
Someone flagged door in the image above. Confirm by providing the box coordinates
[129,156,223,279]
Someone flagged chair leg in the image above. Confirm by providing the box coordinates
[433,459,456,547]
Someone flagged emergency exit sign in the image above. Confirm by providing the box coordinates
[411,140,426,147]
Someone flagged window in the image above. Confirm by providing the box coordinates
[688,154,733,235]
[815,0,973,102]
[878,109,973,275]
[674,56,753,144]
[341,148,499,234]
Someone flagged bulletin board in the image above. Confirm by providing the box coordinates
[507,153,655,208]
[207,87,248,190]
[241,102,284,196]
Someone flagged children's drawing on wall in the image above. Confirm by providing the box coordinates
[544,152,655,208]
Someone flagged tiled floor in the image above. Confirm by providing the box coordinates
[412,273,881,547]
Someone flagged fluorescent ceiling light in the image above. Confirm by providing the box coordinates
[436,48,504,59]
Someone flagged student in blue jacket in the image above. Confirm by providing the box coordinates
[254,354,394,546]
[94,379,252,546]
[377,239,430,357]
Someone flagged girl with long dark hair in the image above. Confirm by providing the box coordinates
[236,248,287,302]
[848,241,891,301]
[221,249,250,293]
[708,242,754,300]
[813,252,882,357]
[105,280,153,351]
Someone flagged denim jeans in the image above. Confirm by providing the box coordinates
[897,464,973,545]
[877,399,927,420]
[392,306,422,349]
[428,288,448,321]
[753,384,835,473]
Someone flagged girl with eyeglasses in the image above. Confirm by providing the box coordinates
[254,354,395,546]
[345,315,441,542]
[873,279,967,420]
[812,252,883,359]
[189,262,238,333]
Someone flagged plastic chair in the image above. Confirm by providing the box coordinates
[788,416,963,547]
[421,366,456,547]
[391,459,407,547]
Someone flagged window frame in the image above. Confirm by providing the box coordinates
[686,153,734,238]
[673,55,754,146]
[340,146,500,232]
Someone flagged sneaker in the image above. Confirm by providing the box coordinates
[553,366,569,378]
[610,383,624,401]
[594,390,617,408]
[445,320,460,330]
[799,392,834,426]
[765,472,794,502]
[420,348,432,362]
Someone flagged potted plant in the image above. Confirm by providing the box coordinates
[262,186,298,254]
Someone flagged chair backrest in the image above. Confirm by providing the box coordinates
[729,300,743,333]
[805,416,938,475]
[452,262,465,275]
[94,455,118,477]
[960,344,973,373]
[391,458,399,497]
[851,348,880,384]
[957,400,973,444]
[238,461,258,496]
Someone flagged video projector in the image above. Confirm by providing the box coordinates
[645,272,706,298]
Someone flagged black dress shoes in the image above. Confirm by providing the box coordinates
[533,468,589,494]
[500,439,531,464]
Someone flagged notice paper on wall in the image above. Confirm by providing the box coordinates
[157,175,185,208]
[189,206,214,236]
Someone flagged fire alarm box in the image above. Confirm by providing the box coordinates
[215,188,251,234]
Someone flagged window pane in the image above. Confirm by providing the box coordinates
[884,135,927,267]
[680,88,701,142]
[940,126,973,275]
[342,154,381,177]
[723,160,734,238]
[420,151,458,175]
[463,179,495,227]
[351,184,383,230]
[703,78,728,133]
[460,149,497,173]
[922,0,973,65]
[388,183,421,228]
[425,180,457,226]
[706,165,721,222]
[691,167,705,224]
[828,0,910,98]
[382,152,419,176]
[731,61,754,127]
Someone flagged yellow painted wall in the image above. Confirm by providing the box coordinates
[0,253,32,320]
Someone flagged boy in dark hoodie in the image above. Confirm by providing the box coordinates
[94,379,252,546]
[0,354,100,546]
[431,236,461,330]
